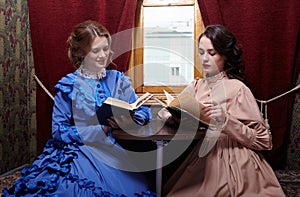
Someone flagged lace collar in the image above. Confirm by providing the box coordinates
[204,71,226,83]
[76,65,106,80]
[204,71,227,89]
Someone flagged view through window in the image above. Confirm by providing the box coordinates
[143,6,194,86]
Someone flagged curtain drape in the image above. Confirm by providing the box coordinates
[27,0,137,153]
[287,71,300,170]
[0,0,36,173]
[27,0,300,168]
[198,0,300,168]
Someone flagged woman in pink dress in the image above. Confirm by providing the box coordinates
[161,25,285,197]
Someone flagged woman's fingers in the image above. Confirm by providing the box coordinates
[202,101,225,124]
[107,116,119,128]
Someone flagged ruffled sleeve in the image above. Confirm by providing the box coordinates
[52,73,83,144]
[222,84,272,150]
[54,73,75,99]
[53,73,109,145]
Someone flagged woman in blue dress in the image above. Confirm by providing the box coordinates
[2,20,155,197]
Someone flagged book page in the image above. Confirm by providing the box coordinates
[154,97,168,107]
[163,90,174,105]
[131,92,153,109]
[104,92,153,111]
[169,93,210,125]
[104,97,133,110]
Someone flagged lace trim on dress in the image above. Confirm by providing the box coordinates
[76,65,106,80]
[204,71,227,89]
[205,71,226,83]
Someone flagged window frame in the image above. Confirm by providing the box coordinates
[128,0,204,95]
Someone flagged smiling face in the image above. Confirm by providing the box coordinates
[198,36,226,77]
[82,36,110,72]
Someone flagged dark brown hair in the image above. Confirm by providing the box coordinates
[67,20,112,67]
[198,24,244,81]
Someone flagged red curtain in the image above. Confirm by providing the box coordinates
[198,0,300,168]
[28,0,299,168]
[27,0,137,153]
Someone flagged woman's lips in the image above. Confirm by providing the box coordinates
[97,59,106,65]
[202,64,210,69]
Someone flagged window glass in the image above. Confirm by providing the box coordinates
[143,6,194,86]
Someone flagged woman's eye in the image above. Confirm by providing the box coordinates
[209,52,216,56]
[198,49,204,55]
[92,49,100,53]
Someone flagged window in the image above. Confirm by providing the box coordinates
[128,0,204,95]
[171,67,180,77]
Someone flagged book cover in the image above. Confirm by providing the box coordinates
[155,90,210,128]
[96,92,153,126]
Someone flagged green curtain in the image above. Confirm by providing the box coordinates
[0,0,36,174]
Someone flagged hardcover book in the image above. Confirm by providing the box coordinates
[155,90,210,128]
[96,92,154,126]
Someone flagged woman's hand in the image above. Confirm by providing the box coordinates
[102,125,111,134]
[157,108,181,128]
[202,101,226,125]
[106,116,120,129]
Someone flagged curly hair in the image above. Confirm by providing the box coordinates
[66,20,113,67]
[198,24,245,81]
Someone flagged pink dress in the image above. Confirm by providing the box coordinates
[163,72,285,197]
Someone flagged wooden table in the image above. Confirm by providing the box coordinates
[113,121,206,197]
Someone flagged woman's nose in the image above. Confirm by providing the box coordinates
[201,53,209,62]
[98,50,105,57]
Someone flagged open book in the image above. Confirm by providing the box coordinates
[155,90,210,128]
[96,92,153,126]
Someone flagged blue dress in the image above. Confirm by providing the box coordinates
[2,70,155,197]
